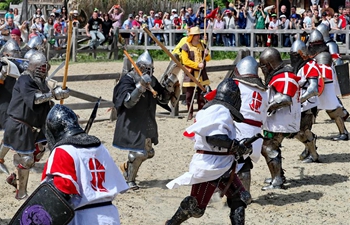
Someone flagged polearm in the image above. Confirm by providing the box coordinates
[60,11,74,105]
[142,25,206,92]
[122,47,158,98]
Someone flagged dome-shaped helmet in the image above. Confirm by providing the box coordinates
[136,50,154,75]
[0,39,21,58]
[259,47,283,78]
[316,24,331,42]
[290,39,307,71]
[234,56,258,77]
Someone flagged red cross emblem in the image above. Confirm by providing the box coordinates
[249,91,263,114]
[89,158,108,192]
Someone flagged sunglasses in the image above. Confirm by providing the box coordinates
[334,14,339,17]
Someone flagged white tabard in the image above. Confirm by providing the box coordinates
[166,104,236,189]
[263,71,301,133]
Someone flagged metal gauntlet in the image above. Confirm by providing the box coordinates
[34,92,53,104]
[268,92,292,113]
[300,78,318,103]
[230,139,253,158]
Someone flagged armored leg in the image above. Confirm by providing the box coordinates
[337,97,349,121]
[327,107,349,141]
[261,135,285,190]
[120,150,148,190]
[295,130,319,163]
[165,196,205,225]
[12,153,35,199]
[227,198,246,225]
[0,142,10,174]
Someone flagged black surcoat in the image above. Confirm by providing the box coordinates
[112,74,165,151]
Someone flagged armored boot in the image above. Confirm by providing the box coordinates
[16,168,30,200]
[0,143,10,174]
[120,150,148,190]
[227,198,246,225]
[327,108,349,141]
[261,153,284,190]
[165,196,205,225]
[295,130,319,163]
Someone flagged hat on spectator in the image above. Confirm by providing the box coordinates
[50,12,55,17]
[155,13,159,17]
[174,14,179,18]
[172,9,177,13]
[114,5,120,9]
[224,9,232,14]
[128,14,133,18]
[291,14,298,19]
[322,11,327,17]
[94,8,99,12]
[248,2,254,6]
[280,14,286,18]
[11,28,21,36]
[9,8,13,12]
[73,10,78,15]
[143,14,148,17]
[271,14,277,18]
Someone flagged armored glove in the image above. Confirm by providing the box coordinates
[136,74,152,93]
[52,86,70,100]
[230,138,253,158]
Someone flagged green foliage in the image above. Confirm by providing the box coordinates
[0,3,8,10]
[0,0,22,10]
[281,52,290,60]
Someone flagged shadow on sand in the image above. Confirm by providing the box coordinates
[138,179,173,189]
[253,190,323,206]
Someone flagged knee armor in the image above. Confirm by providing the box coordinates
[14,153,35,169]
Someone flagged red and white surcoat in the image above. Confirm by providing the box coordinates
[234,81,268,171]
[263,71,301,133]
[317,63,342,110]
[296,60,320,112]
[42,144,129,225]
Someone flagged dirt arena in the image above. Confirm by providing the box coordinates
[0,59,349,225]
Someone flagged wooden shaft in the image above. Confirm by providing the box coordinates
[123,49,158,97]
[60,13,73,105]
[142,26,206,92]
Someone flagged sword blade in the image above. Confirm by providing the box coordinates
[84,97,102,134]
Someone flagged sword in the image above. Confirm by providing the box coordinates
[84,97,101,134]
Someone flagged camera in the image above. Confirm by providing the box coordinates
[182,6,186,11]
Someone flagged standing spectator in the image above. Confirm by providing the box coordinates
[254,3,267,47]
[338,8,347,43]
[236,3,247,46]
[170,9,177,20]
[280,15,291,47]
[223,9,236,46]
[60,6,68,21]
[303,10,313,30]
[290,5,301,21]
[131,14,141,45]
[138,10,144,20]
[330,12,342,41]
[213,14,225,46]
[312,8,321,28]
[13,8,20,25]
[102,13,114,46]
[184,12,196,28]
[279,5,290,19]
[0,18,18,42]
[32,8,45,23]
[109,4,124,29]
[245,1,256,47]
[163,12,172,46]
[268,14,280,47]
[148,10,156,44]
[172,14,182,43]
[320,11,331,28]
[53,17,63,47]
[289,14,300,44]
[4,8,14,21]
[121,14,133,45]
[153,13,163,43]
[195,4,206,29]
[181,27,210,119]
[19,21,29,43]
[264,4,276,29]
[85,11,105,49]
[44,17,54,39]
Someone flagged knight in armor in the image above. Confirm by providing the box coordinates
[181,26,211,120]
[42,104,129,224]
[165,78,253,225]
[308,29,349,141]
[231,56,268,224]
[290,40,320,163]
[0,39,25,174]
[112,50,172,190]
[259,47,301,190]
[0,51,69,199]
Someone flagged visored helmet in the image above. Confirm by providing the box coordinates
[290,39,307,71]
[259,47,284,80]
[45,104,84,150]
[27,51,50,78]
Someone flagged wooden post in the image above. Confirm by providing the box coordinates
[60,12,74,105]
[72,27,77,62]
[114,27,119,60]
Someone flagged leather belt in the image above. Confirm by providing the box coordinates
[243,118,262,127]
[10,116,40,133]
[196,150,233,155]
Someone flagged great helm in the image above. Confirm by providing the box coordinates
[0,39,21,58]
[136,50,154,75]
[45,104,84,149]
[234,56,258,77]
[27,51,50,78]
[203,78,244,122]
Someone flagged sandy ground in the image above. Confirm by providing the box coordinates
[0,59,349,225]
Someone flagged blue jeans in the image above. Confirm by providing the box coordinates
[225,33,235,47]
[89,30,105,48]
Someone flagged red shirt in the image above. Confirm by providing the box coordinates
[154,19,163,28]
